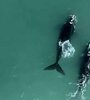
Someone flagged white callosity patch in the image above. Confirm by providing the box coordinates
[59,40,75,58]
[88,44,90,49]
[87,44,90,56]
[78,74,87,88]
[69,15,77,24]
[88,63,90,69]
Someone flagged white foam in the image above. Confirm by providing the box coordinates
[66,81,87,100]
[66,88,86,100]
[59,40,75,58]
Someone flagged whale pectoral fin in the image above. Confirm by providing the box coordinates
[44,63,65,75]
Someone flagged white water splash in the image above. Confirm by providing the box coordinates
[59,40,75,58]
[66,82,87,100]
[66,89,86,100]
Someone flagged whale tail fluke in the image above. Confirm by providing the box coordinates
[44,63,65,75]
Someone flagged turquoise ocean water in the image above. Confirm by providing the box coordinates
[0,0,90,100]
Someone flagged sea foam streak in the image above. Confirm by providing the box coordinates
[66,82,87,100]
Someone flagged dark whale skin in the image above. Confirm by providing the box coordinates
[44,15,76,75]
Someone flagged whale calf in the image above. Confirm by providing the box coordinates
[44,15,76,75]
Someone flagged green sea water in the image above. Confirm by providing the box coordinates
[0,0,90,100]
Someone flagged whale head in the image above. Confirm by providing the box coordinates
[68,15,77,25]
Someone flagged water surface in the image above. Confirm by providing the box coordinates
[0,0,90,100]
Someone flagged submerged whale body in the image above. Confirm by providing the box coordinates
[78,43,90,91]
[44,15,76,75]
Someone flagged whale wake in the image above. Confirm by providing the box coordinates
[66,81,88,100]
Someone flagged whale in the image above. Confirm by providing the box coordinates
[78,43,90,91]
[44,15,76,75]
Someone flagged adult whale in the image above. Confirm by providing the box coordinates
[78,43,90,91]
[44,15,76,75]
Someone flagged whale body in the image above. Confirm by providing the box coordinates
[44,15,76,75]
